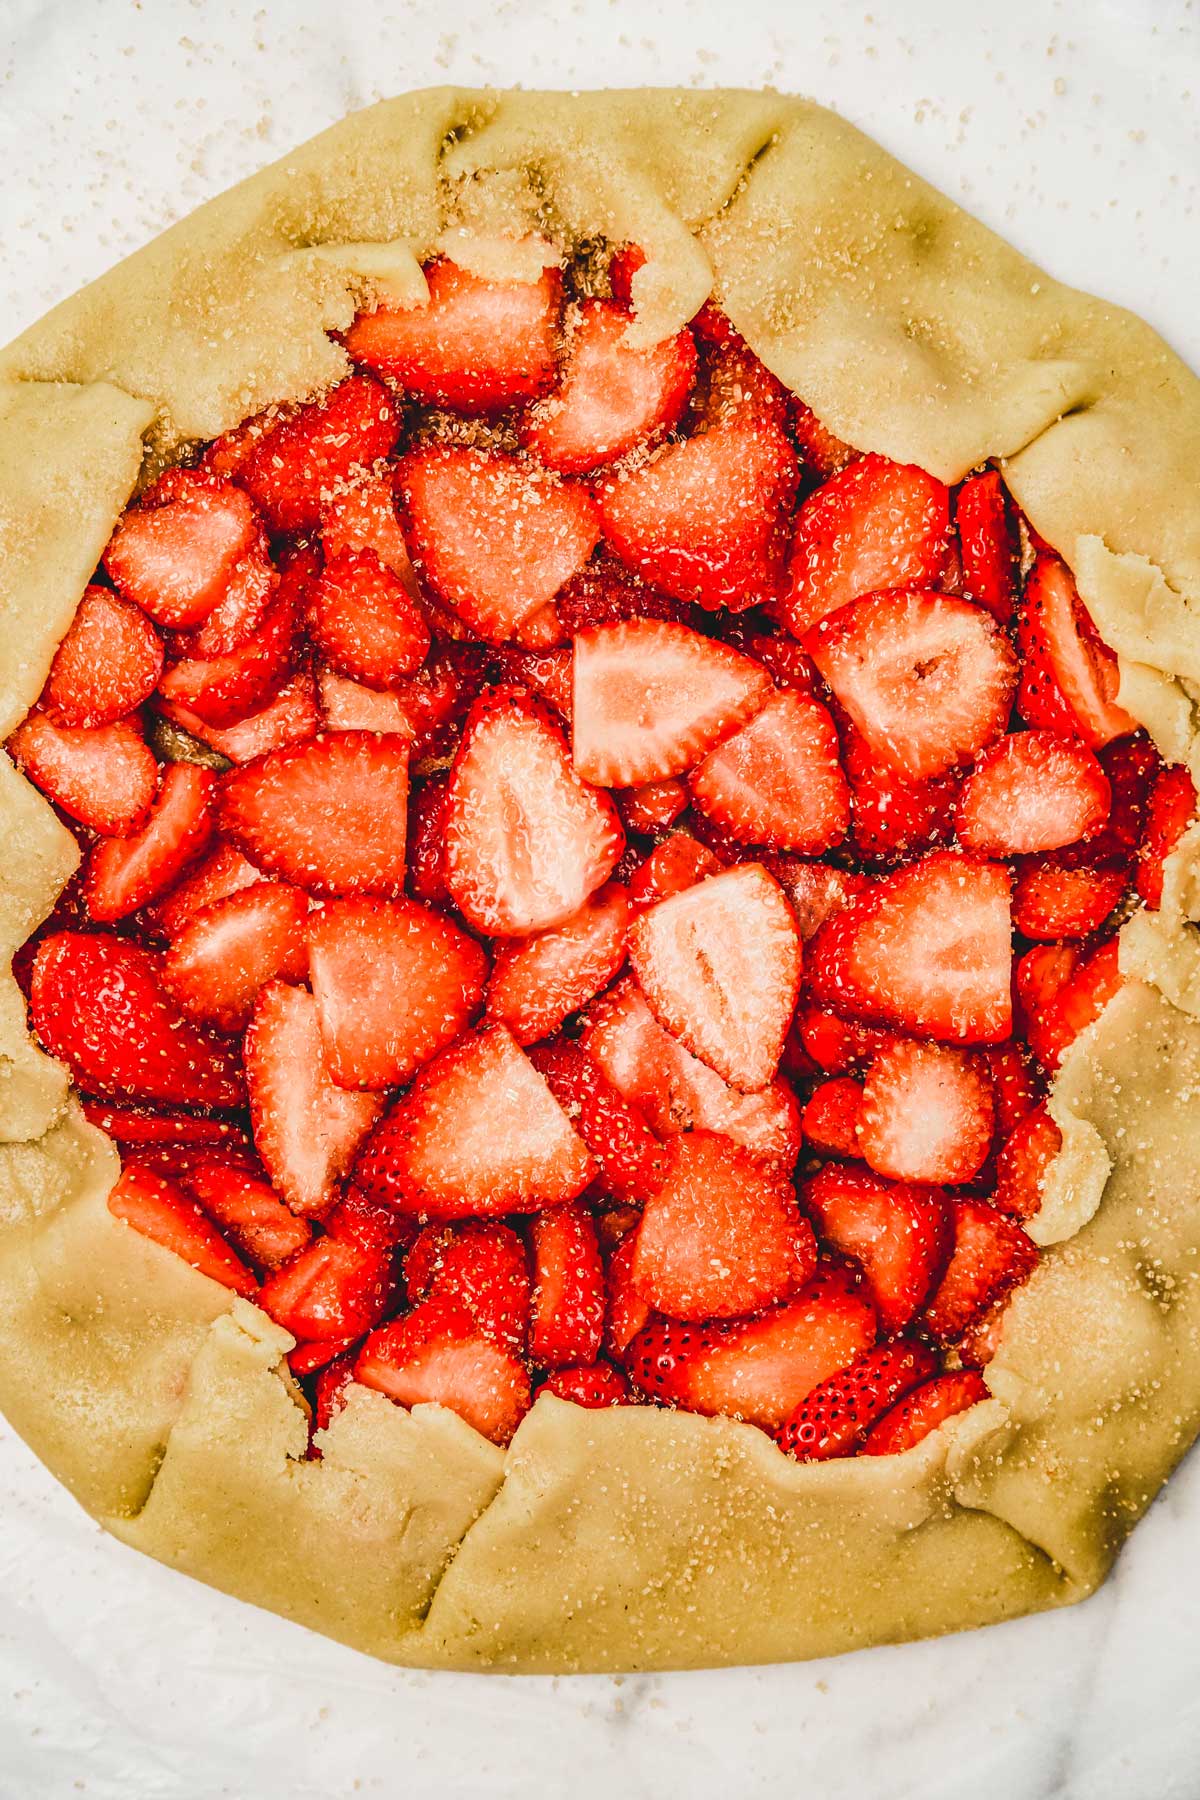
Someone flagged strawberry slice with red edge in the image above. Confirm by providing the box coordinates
[404,1220,530,1352]
[321,470,416,583]
[789,397,857,481]
[182,1154,313,1272]
[604,1234,652,1359]
[921,1197,1038,1345]
[1011,855,1130,940]
[801,1077,865,1159]
[802,1164,953,1334]
[688,689,850,854]
[954,470,1019,626]
[161,880,309,1030]
[536,1361,631,1407]
[994,1103,1062,1222]
[103,469,258,629]
[80,1103,251,1153]
[406,773,452,909]
[355,1294,532,1445]
[107,1160,257,1296]
[840,720,961,862]
[1016,554,1137,748]
[956,730,1111,855]
[776,1339,939,1462]
[1137,762,1196,909]
[158,578,298,726]
[857,1040,995,1186]
[161,666,320,767]
[8,712,158,837]
[150,841,264,936]
[83,762,216,922]
[41,586,164,728]
[485,881,629,1045]
[529,1199,606,1369]
[304,547,431,690]
[626,833,723,909]
[181,540,278,660]
[982,1042,1044,1137]
[237,376,400,534]
[862,1368,989,1455]
[1017,936,1122,1070]
[258,1233,395,1342]
[527,1038,667,1205]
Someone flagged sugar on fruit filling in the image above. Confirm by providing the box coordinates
[10,241,1197,1463]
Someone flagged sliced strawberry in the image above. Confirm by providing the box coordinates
[150,841,264,936]
[982,1042,1044,1137]
[598,418,799,612]
[1138,763,1196,908]
[527,1038,666,1205]
[321,470,416,583]
[777,1339,938,1462]
[1016,554,1137,748]
[161,881,309,1030]
[692,336,790,434]
[485,882,628,1045]
[80,1103,251,1152]
[292,1337,358,1381]
[512,600,567,650]
[180,541,278,659]
[201,409,288,482]
[626,833,723,909]
[345,259,561,412]
[607,242,646,307]
[406,773,451,908]
[404,1220,530,1352]
[624,1263,877,1431]
[583,975,801,1164]
[688,689,849,853]
[801,1078,864,1159]
[83,763,215,922]
[957,1298,1012,1371]
[921,1197,1038,1345]
[809,589,1017,782]
[604,1234,652,1358]
[1087,734,1160,861]
[8,712,158,837]
[107,1161,256,1296]
[627,863,801,1091]
[220,731,409,896]
[160,666,320,765]
[311,1354,357,1441]
[355,1294,532,1445]
[304,548,430,690]
[536,1361,631,1407]
[789,398,856,481]
[183,1154,312,1272]
[259,1234,394,1341]
[735,630,820,697]
[572,618,772,788]
[617,778,689,835]
[555,552,690,635]
[857,1040,995,1185]
[323,1186,415,1253]
[321,641,488,755]
[765,859,864,942]
[807,851,1013,1045]
[1011,855,1130,940]
[631,1132,815,1321]
[491,645,574,725]
[521,299,696,473]
[529,1200,606,1369]
[31,932,244,1107]
[158,580,297,726]
[316,666,417,736]
[955,470,1019,626]
[353,1025,594,1219]
[782,453,950,636]
[238,376,400,534]
[802,1164,953,1334]
[795,1004,900,1075]
[994,1103,1062,1222]
[444,685,623,935]
[1018,936,1122,1070]
[396,445,600,643]
[840,721,960,862]
[307,895,487,1089]
[244,982,383,1215]
[41,586,164,728]
[104,469,258,629]
[862,1368,989,1455]
[957,731,1111,855]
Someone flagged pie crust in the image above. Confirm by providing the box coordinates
[2,86,1200,1673]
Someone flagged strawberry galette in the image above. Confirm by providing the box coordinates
[1,88,1199,1674]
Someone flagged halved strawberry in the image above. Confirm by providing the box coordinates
[782,453,950,636]
[631,1132,815,1321]
[8,712,158,837]
[993,1103,1062,1222]
[406,773,451,909]
[220,731,410,895]
[107,1161,256,1296]
[688,689,850,854]
[180,540,278,660]
[857,1040,995,1185]
[572,618,772,788]
[861,1368,989,1455]
[802,1164,953,1334]
[161,881,309,1030]
[839,721,961,862]
[150,841,264,936]
[182,1154,313,1272]
[789,398,857,481]
[1137,762,1196,908]
[345,258,561,412]
[237,376,400,534]
[981,1042,1044,1137]
[31,932,244,1107]
[1016,554,1137,748]
[536,1361,631,1407]
[353,1025,594,1219]
[304,548,430,690]
[921,1197,1038,1344]
[160,666,320,765]
[83,762,216,922]
[396,445,600,643]
[598,418,799,611]
[808,590,1017,781]
[41,586,164,728]
[555,551,690,635]
[244,982,383,1215]
[765,859,864,942]
[404,1220,530,1352]
[355,1294,533,1445]
[158,580,298,726]
[776,1339,938,1462]
[617,778,689,835]
[321,469,416,582]
[444,686,623,935]
[624,1263,877,1431]
[626,833,723,908]
[954,470,1019,626]
[807,851,1013,1045]
[104,469,258,629]
[529,1200,606,1369]
[1011,855,1130,940]
[80,1103,251,1152]
[627,863,801,1091]
[794,1004,900,1075]
[1017,936,1122,1070]
[957,731,1111,855]
[520,299,696,473]
[583,975,802,1164]
[258,1234,395,1341]
[307,895,488,1089]
[801,1078,864,1158]
[527,1038,666,1205]
[485,881,629,1045]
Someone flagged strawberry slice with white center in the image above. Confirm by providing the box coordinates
[782,452,951,636]
[527,1037,666,1205]
[344,258,562,413]
[396,445,600,643]
[83,762,216,922]
[150,841,264,936]
[862,1368,990,1456]
[321,470,417,583]
[158,579,297,726]
[41,586,164,729]
[921,1197,1038,1345]
[161,881,310,1031]
[220,730,409,895]
[304,547,431,690]
[104,468,258,629]
[107,1162,257,1297]
[353,1024,595,1220]
[258,1233,395,1342]
[806,850,1013,1045]
[182,1154,313,1273]
[630,1132,816,1321]
[801,1164,953,1334]
[444,685,623,936]
[954,470,1019,626]
[583,974,802,1164]
[857,1040,995,1185]
[8,711,159,838]
[627,863,801,1091]
[572,618,772,788]
[808,589,1017,781]
[405,1220,531,1352]
[688,688,850,853]
[485,880,629,1045]
[237,375,400,535]
[244,981,384,1215]
[307,895,488,1090]
[776,1339,939,1462]
[529,1199,606,1368]
[162,667,321,766]
[355,1294,533,1446]
[520,299,696,473]
[180,540,277,660]
[597,417,800,612]
[1017,554,1137,748]
[956,730,1111,855]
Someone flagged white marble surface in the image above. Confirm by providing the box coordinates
[1,2,1199,1795]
